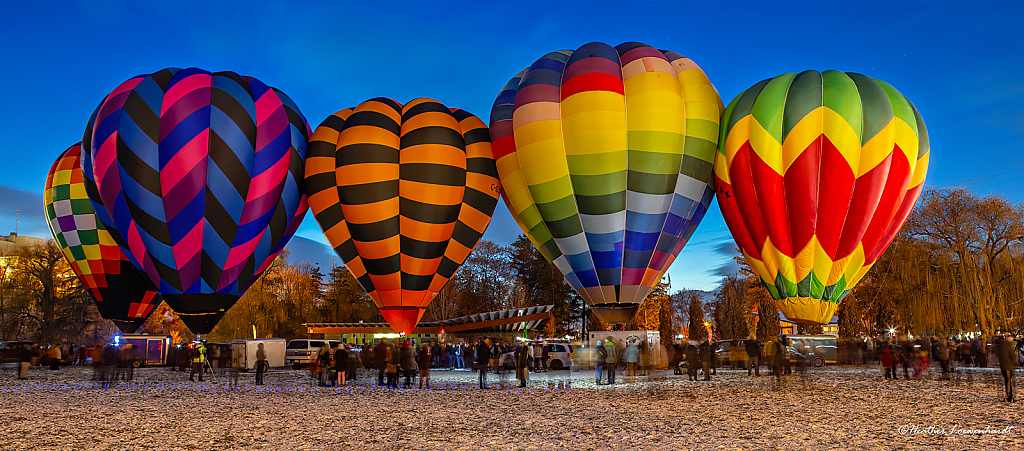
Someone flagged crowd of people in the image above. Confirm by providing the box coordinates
[303,337,559,390]
[9,332,1022,401]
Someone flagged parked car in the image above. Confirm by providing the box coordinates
[285,339,341,369]
[498,342,574,371]
[713,340,733,366]
[0,341,33,364]
[781,335,837,367]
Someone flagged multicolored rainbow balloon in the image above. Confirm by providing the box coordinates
[489,42,722,323]
[44,143,162,332]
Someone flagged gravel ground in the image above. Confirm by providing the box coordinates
[0,363,1021,450]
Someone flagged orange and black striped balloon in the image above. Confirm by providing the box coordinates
[305,98,499,334]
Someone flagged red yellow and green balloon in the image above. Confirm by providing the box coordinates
[716,70,929,324]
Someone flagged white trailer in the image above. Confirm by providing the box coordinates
[231,338,286,371]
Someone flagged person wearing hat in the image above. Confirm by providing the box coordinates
[603,336,618,384]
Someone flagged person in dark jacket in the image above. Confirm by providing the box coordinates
[374,340,388,387]
[334,343,348,387]
[745,339,761,376]
[698,340,712,381]
[102,344,119,388]
[400,341,417,388]
[686,343,700,381]
[996,335,1018,402]
[417,344,432,389]
[476,338,491,388]
[935,338,951,380]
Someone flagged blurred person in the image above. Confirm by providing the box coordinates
[374,340,388,387]
[698,339,712,381]
[639,340,650,376]
[347,345,358,382]
[335,343,348,387]
[880,345,894,380]
[400,341,417,388]
[91,345,104,380]
[781,338,793,375]
[996,335,1017,402]
[77,344,88,366]
[669,344,682,371]
[936,338,951,380]
[624,339,640,377]
[763,337,776,376]
[16,343,31,380]
[957,339,971,366]
[418,344,432,389]
[746,338,761,376]
[361,344,373,373]
[686,342,700,381]
[123,343,136,381]
[477,338,491,388]
[971,336,984,367]
[102,344,119,388]
[595,340,607,384]
[729,340,743,370]
[255,342,267,385]
[219,345,230,378]
[229,345,241,389]
[465,342,476,371]
[385,344,399,389]
[604,336,619,384]
[209,344,221,376]
[914,339,929,380]
[490,340,503,375]
[318,344,333,386]
[514,342,529,388]
[177,344,190,372]
[540,343,550,372]
[47,344,61,370]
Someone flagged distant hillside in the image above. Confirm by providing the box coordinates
[282,236,338,272]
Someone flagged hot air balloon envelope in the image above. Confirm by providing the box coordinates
[715,70,929,324]
[489,42,723,323]
[81,68,310,333]
[305,98,499,335]
[45,143,163,333]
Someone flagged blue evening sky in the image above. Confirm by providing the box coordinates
[1,1,1021,292]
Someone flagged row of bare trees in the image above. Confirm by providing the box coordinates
[848,188,1024,337]
[700,188,1024,341]
[0,242,115,345]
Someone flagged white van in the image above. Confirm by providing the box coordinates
[285,339,342,368]
[232,338,286,371]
